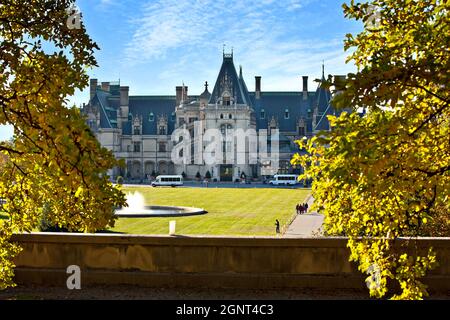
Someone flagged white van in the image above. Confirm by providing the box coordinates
[269,174,299,186]
[151,175,184,187]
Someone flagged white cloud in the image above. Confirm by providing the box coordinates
[122,0,355,93]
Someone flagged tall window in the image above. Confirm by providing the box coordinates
[298,126,305,136]
[148,112,154,122]
[133,142,141,152]
[229,114,232,119]
[260,109,265,119]
[284,108,290,119]
[223,96,230,106]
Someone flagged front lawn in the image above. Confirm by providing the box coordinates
[111,187,310,236]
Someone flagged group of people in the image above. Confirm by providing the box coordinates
[296,203,308,214]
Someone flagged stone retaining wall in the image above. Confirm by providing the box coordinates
[10,233,450,291]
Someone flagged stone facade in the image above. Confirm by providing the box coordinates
[83,53,341,181]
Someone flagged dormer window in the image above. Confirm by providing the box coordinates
[128,112,132,121]
[284,108,290,119]
[159,126,166,135]
[171,112,176,121]
[260,109,265,119]
[222,91,231,106]
[148,112,154,122]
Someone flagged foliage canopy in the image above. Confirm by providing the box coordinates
[292,0,449,299]
[0,0,126,289]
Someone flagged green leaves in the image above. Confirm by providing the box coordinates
[292,0,449,299]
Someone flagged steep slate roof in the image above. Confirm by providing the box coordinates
[208,53,251,106]
[249,92,317,132]
[89,55,334,135]
[126,96,178,135]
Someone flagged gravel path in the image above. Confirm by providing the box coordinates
[0,285,373,300]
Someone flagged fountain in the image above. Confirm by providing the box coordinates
[115,191,207,218]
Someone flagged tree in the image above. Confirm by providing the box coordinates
[0,0,126,290]
[292,0,449,299]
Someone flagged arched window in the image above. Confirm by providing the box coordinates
[220,114,224,119]
[229,114,232,119]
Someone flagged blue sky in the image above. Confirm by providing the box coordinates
[1,0,362,140]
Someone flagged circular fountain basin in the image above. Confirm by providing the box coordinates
[115,205,207,218]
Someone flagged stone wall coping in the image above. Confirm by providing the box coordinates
[11,233,450,248]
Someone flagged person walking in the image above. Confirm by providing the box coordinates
[304,202,308,213]
[296,204,300,214]
[275,219,280,234]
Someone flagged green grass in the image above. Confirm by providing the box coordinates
[111,187,310,236]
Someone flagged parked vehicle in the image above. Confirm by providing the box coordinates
[151,175,184,187]
[268,174,299,186]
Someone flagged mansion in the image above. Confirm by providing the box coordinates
[82,52,343,181]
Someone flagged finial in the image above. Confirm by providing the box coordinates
[322,60,325,79]
[205,81,208,91]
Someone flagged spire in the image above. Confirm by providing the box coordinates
[200,81,211,100]
[322,60,325,80]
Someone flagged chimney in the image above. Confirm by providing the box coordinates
[101,81,110,92]
[255,76,261,99]
[120,86,129,119]
[176,86,182,105]
[183,86,188,102]
[90,79,98,99]
[176,85,188,105]
[120,86,129,106]
[302,76,308,100]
